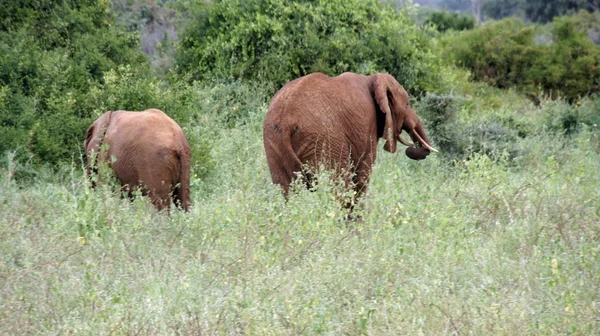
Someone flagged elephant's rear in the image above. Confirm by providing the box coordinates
[263,76,318,195]
[106,109,191,211]
[174,139,191,211]
[145,110,191,211]
[264,72,378,197]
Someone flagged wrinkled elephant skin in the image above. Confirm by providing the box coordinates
[263,72,436,204]
[84,109,191,212]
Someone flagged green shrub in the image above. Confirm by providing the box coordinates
[446,16,600,101]
[523,0,600,23]
[424,10,475,32]
[416,93,521,160]
[541,96,600,135]
[0,0,216,180]
[447,19,539,89]
[481,0,523,20]
[175,0,449,95]
[0,0,148,165]
[416,92,462,152]
[564,10,600,45]
[188,80,271,128]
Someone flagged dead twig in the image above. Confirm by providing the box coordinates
[430,303,462,336]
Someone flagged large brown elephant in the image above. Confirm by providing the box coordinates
[84,109,191,212]
[263,72,437,204]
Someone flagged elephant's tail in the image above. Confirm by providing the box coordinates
[176,146,191,211]
[84,111,114,187]
[264,123,305,197]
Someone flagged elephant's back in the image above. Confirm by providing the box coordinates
[112,109,180,129]
[266,72,374,133]
[264,73,376,167]
[267,73,327,117]
[268,74,340,125]
[104,109,189,170]
[104,109,188,186]
[108,110,185,145]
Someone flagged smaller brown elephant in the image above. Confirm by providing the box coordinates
[84,109,191,212]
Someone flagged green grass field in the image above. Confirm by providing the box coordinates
[2,0,600,334]
[1,95,599,334]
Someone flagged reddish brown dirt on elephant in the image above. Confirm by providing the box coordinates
[263,72,437,208]
[84,109,191,213]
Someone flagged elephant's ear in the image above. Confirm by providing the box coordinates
[84,123,95,152]
[372,74,398,153]
[84,111,113,153]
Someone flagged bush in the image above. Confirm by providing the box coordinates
[532,16,600,101]
[85,67,215,181]
[565,10,600,45]
[523,0,600,23]
[446,16,600,101]
[416,92,462,152]
[424,10,475,32]
[541,96,600,135]
[416,93,521,160]
[175,0,449,95]
[183,80,272,128]
[0,0,216,179]
[0,0,148,165]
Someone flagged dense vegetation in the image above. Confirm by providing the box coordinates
[0,0,146,164]
[444,12,600,101]
[1,0,599,333]
[521,0,600,23]
[0,0,215,176]
[176,0,449,94]
[424,10,475,32]
[413,0,600,23]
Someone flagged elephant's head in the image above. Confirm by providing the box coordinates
[372,73,437,160]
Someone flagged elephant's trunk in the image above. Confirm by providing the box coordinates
[411,122,438,153]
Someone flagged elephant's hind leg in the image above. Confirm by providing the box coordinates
[149,191,171,213]
[145,181,173,213]
[268,163,293,199]
[265,131,305,199]
[173,185,182,209]
[267,153,308,199]
[172,183,190,211]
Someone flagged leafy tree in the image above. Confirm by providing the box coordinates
[481,0,523,20]
[425,10,475,31]
[0,0,149,164]
[447,16,600,101]
[565,10,600,45]
[175,0,449,95]
[523,0,600,23]
[436,0,471,11]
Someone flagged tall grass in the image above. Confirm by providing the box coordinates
[0,86,599,334]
